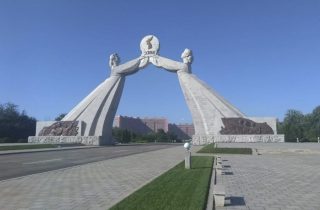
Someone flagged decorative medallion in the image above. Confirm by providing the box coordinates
[140,35,160,56]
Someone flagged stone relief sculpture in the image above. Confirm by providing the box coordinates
[220,118,274,135]
[39,121,79,136]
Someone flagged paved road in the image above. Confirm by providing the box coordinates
[0,144,180,181]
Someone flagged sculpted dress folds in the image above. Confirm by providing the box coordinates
[151,49,244,138]
[62,54,148,141]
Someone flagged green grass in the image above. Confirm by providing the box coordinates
[197,143,252,155]
[197,143,215,153]
[0,144,58,151]
[110,156,213,210]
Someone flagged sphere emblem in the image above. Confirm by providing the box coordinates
[140,35,160,56]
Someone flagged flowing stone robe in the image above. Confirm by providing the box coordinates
[62,57,147,144]
[150,54,245,137]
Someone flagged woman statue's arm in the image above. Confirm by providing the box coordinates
[110,54,148,76]
[150,55,185,72]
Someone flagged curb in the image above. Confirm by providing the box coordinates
[0,146,100,156]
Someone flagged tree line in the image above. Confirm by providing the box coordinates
[112,127,180,144]
[0,102,319,143]
[0,103,36,143]
[277,106,320,142]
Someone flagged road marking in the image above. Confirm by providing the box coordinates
[113,150,129,153]
[23,158,63,165]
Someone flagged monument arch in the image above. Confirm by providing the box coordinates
[29,35,284,145]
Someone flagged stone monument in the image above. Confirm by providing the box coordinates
[28,35,284,145]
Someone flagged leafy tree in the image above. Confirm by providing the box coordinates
[312,106,320,140]
[276,120,284,134]
[280,106,320,142]
[168,132,180,142]
[112,128,135,143]
[112,128,180,143]
[55,113,67,121]
[156,129,169,142]
[0,103,36,143]
[304,106,320,141]
[282,109,305,142]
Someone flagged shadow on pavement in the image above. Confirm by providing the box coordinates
[225,196,246,206]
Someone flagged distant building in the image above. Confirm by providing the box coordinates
[168,123,195,139]
[113,115,194,140]
[113,116,151,134]
[113,115,168,134]
[141,117,168,133]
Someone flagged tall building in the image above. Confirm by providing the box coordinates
[113,115,168,134]
[141,117,168,133]
[168,123,195,139]
[113,115,194,139]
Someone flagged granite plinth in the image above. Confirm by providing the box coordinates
[192,134,285,145]
[28,136,106,146]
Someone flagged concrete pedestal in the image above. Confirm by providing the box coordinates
[192,134,285,145]
[28,136,108,145]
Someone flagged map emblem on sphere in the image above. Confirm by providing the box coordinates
[140,35,160,56]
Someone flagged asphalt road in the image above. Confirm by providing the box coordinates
[0,144,180,181]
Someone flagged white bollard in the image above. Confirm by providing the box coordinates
[184,143,191,169]
[185,150,191,169]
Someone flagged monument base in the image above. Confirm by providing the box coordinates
[28,136,113,146]
[192,134,285,145]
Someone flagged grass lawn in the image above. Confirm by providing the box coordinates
[110,156,213,210]
[0,144,58,151]
[197,143,252,155]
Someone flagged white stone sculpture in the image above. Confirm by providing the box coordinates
[29,35,284,145]
[60,54,148,144]
[150,48,246,138]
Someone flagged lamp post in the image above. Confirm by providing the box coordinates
[184,142,191,169]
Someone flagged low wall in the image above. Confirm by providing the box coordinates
[192,134,285,145]
[28,136,103,146]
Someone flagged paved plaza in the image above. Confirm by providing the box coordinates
[0,143,320,210]
[0,146,186,210]
[216,143,320,210]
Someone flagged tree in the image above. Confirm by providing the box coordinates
[168,132,179,142]
[282,109,305,142]
[312,106,320,140]
[112,128,134,143]
[304,106,320,142]
[155,129,169,142]
[55,113,67,121]
[0,103,36,143]
[276,120,284,134]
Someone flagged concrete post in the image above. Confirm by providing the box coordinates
[318,137,319,143]
[297,138,299,143]
[185,150,191,169]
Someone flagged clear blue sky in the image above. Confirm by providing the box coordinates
[1,0,319,123]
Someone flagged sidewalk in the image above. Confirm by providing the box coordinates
[0,146,187,210]
[214,143,320,210]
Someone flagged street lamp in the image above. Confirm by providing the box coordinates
[184,142,191,150]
